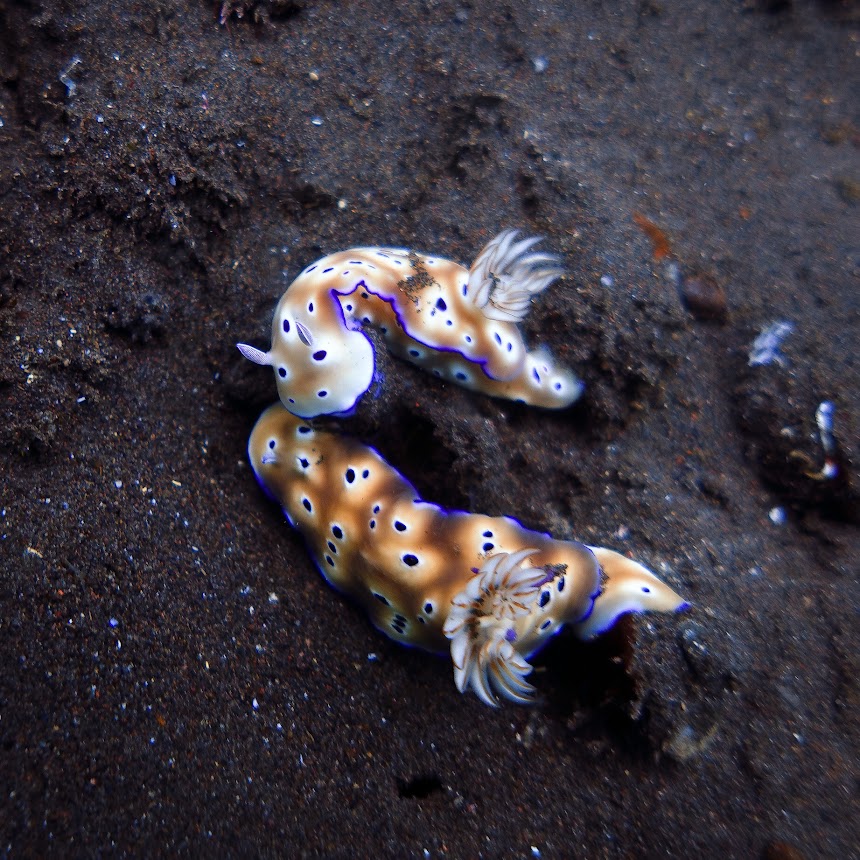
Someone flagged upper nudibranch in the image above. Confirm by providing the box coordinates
[249,403,688,706]
[237,230,583,418]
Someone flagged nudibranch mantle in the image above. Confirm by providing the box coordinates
[249,403,688,706]
[238,230,583,418]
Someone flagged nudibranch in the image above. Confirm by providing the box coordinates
[237,230,583,418]
[249,403,688,706]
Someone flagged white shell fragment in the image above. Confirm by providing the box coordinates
[238,230,583,418]
[748,320,793,367]
[249,403,689,706]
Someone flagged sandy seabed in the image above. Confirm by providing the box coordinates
[1,2,857,857]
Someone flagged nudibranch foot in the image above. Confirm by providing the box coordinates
[248,403,688,706]
[238,230,583,419]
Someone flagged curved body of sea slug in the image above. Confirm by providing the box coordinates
[238,230,583,418]
[248,403,688,706]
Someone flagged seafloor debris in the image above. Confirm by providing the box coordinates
[632,212,672,261]
[678,272,728,321]
[748,321,793,366]
[789,401,841,482]
[58,56,81,98]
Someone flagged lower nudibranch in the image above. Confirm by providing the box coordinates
[238,230,583,418]
[249,403,688,706]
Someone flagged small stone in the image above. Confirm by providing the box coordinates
[680,272,727,321]
[768,506,786,525]
[761,840,806,860]
[833,176,860,205]
[820,120,855,146]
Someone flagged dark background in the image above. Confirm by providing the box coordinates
[1,1,857,856]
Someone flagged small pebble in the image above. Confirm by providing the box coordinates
[761,840,806,860]
[680,272,727,321]
[768,506,786,525]
[833,176,860,205]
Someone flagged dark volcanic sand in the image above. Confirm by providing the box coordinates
[1,1,858,857]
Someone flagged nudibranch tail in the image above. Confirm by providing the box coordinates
[576,546,689,640]
[248,403,688,706]
[239,230,582,419]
